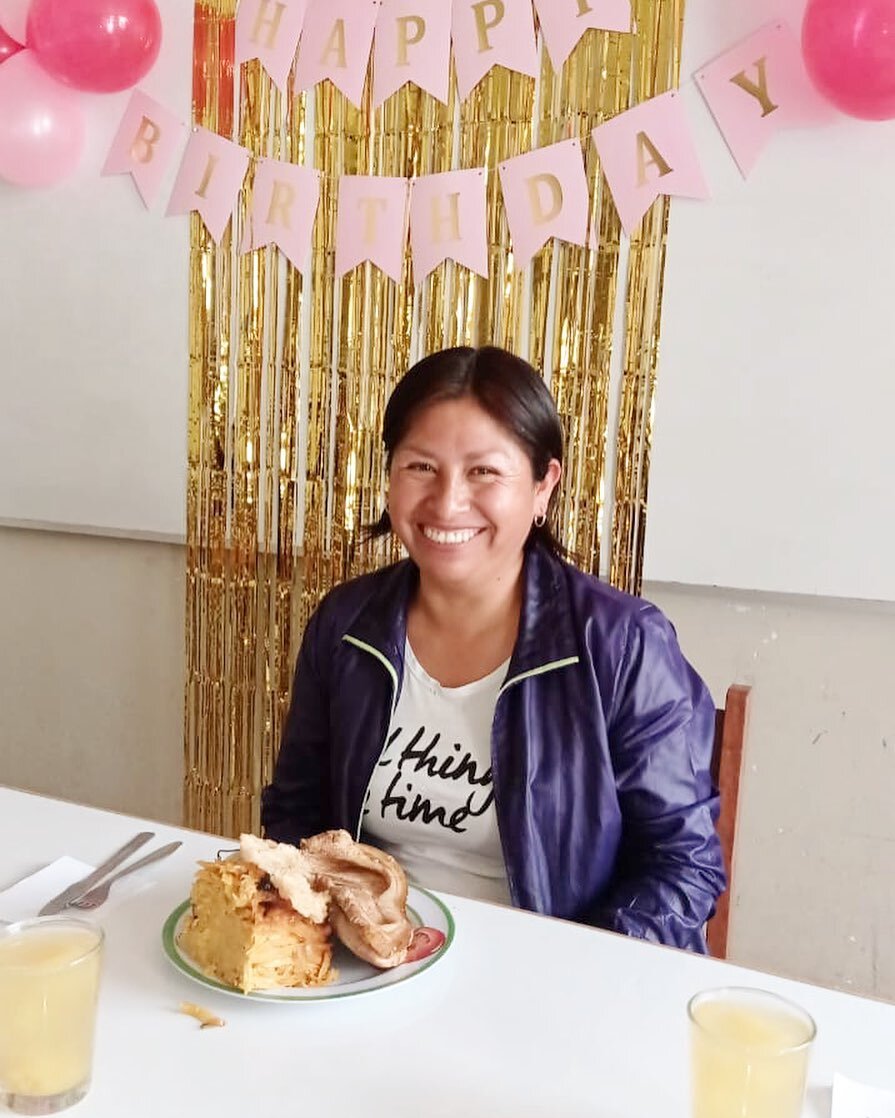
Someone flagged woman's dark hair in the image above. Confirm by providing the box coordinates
[369,345,565,558]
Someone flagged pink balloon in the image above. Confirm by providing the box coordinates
[27,0,162,93]
[0,0,29,45]
[0,50,86,187]
[802,0,895,120]
[0,23,23,65]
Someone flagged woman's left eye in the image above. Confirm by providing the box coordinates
[470,466,497,477]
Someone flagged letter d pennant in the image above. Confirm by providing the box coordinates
[498,139,589,268]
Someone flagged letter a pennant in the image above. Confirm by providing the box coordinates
[591,91,709,235]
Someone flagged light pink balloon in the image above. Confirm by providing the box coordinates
[0,50,86,187]
[0,22,24,64]
[0,0,29,44]
[27,0,162,94]
[802,0,895,120]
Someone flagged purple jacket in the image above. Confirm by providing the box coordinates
[261,542,726,952]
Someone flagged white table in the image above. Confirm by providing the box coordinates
[2,785,894,1117]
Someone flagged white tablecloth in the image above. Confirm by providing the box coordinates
[2,785,894,1117]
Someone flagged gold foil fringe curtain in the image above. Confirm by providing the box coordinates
[184,0,685,836]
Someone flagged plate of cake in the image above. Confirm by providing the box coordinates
[161,830,454,1001]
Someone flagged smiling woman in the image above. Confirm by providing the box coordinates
[261,347,726,950]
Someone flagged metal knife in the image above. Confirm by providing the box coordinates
[39,831,155,915]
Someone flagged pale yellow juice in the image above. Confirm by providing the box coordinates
[0,920,103,1111]
[690,989,815,1118]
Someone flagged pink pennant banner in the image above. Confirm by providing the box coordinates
[241,160,320,270]
[166,128,250,243]
[451,0,539,101]
[410,168,488,280]
[498,139,589,268]
[533,0,630,70]
[101,90,187,209]
[294,0,381,108]
[591,90,709,235]
[335,175,409,281]
[236,0,308,92]
[695,21,835,179]
[373,0,452,107]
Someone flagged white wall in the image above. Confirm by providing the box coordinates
[645,0,895,602]
[0,0,192,541]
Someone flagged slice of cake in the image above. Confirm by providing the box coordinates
[179,858,334,993]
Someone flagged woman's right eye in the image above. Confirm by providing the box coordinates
[407,461,435,472]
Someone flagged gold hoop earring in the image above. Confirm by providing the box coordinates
[533,513,547,528]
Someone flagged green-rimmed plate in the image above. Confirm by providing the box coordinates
[161,885,454,1002]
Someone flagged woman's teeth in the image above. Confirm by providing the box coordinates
[421,527,480,545]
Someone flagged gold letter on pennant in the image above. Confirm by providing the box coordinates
[266,181,295,228]
[196,155,219,198]
[130,116,161,164]
[251,0,286,49]
[576,0,593,13]
[471,0,505,53]
[526,174,563,224]
[320,19,347,68]
[359,197,387,243]
[396,15,426,65]
[430,193,461,242]
[635,132,672,186]
[729,57,779,118]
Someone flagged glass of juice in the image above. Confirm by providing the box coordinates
[688,986,816,1118]
[0,916,104,1115]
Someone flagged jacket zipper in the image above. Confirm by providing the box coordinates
[341,634,399,841]
[490,655,581,904]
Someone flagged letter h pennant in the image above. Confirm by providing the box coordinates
[409,168,488,281]
[498,138,589,268]
[236,0,309,92]
[591,90,709,236]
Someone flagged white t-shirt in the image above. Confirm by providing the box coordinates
[361,640,512,905]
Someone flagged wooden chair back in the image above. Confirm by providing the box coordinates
[706,683,751,959]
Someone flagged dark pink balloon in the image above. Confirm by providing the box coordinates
[802,0,895,120]
[27,0,162,93]
[0,22,23,64]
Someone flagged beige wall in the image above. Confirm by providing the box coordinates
[0,526,184,825]
[2,525,893,1001]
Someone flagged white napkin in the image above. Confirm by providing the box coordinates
[0,853,162,923]
[833,1073,895,1118]
[0,856,95,923]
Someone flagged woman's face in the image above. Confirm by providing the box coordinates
[387,396,561,593]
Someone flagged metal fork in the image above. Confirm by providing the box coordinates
[68,841,183,909]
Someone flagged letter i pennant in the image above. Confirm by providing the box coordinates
[591,91,709,235]
[694,21,834,178]
[102,90,187,208]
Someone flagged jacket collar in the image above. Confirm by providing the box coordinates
[344,542,579,679]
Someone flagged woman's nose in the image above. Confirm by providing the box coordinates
[430,471,469,515]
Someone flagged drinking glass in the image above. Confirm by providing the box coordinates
[0,916,104,1115]
[688,986,816,1118]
